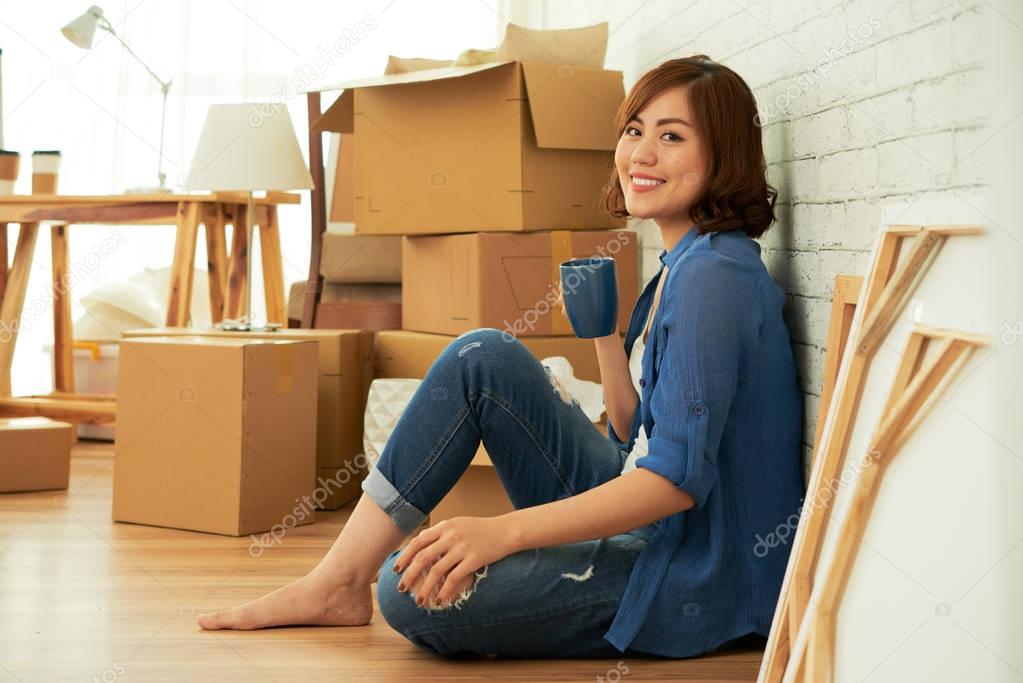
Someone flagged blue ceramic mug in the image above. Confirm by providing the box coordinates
[559,257,619,338]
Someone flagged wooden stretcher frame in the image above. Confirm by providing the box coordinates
[812,274,863,469]
[758,224,986,683]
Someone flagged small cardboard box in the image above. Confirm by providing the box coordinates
[113,337,319,536]
[320,233,402,283]
[286,282,402,331]
[402,230,637,337]
[312,61,626,235]
[0,417,73,493]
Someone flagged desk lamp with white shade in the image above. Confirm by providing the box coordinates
[187,103,313,331]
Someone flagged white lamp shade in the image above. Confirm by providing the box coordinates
[61,6,103,49]
[187,103,314,192]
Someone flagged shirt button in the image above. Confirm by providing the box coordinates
[639,378,646,388]
[693,404,706,416]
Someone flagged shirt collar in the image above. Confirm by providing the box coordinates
[658,224,700,268]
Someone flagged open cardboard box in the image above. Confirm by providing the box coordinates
[312,60,626,235]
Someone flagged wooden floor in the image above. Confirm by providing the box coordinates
[0,442,765,682]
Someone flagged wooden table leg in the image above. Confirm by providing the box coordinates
[165,202,200,326]
[51,224,74,393]
[225,203,250,322]
[258,206,286,325]
[0,223,8,305]
[304,90,326,329]
[0,223,39,396]
[203,203,228,324]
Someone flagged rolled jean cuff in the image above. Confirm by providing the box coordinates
[361,466,427,535]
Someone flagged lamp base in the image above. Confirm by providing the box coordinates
[214,320,282,333]
[125,185,172,195]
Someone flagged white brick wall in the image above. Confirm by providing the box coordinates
[506,0,994,467]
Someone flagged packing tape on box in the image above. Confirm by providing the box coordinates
[550,230,574,336]
[277,344,294,393]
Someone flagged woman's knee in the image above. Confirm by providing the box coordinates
[375,550,458,655]
[450,327,521,357]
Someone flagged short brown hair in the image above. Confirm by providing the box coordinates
[600,55,777,239]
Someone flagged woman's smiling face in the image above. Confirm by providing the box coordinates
[614,85,708,222]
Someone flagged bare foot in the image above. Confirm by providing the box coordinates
[197,573,372,631]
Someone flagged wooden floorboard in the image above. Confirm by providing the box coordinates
[0,442,765,682]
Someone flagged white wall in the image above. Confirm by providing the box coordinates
[504,1,1022,679]
[505,0,997,474]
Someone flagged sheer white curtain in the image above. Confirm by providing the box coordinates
[1,0,504,394]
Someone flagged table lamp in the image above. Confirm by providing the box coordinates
[62,5,173,193]
[187,102,313,331]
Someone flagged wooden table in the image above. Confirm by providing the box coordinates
[0,191,300,424]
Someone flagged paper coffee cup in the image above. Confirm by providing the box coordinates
[32,150,61,194]
[0,150,19,196]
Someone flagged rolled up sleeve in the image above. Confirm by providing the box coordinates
[636,251,762,510]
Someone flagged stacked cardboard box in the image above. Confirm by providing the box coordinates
[287,234,403,330]
[314,58,634,523]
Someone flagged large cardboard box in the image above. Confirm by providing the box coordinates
[312,61,626,235]
[372,330,614,525]
[374,329,614,384]
[0,417,73,493]
[123,328,375,510]
[113,337,319,535]
[402,230,637,337]
[430,462,513,525]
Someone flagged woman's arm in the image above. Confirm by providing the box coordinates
[504,468,693,552]
[594,333,639,441]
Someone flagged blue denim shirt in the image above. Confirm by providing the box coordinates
[604,225,805,658]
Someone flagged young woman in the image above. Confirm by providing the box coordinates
[197,55,805,660]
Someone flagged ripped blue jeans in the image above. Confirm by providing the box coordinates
[362,328,658,658]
